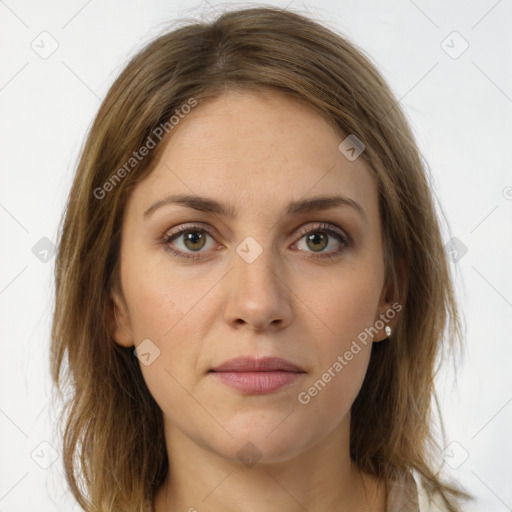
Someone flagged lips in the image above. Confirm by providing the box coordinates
[210,356,304,373]
[209,356,306,395]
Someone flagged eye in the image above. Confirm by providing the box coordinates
[293,223,350,260]
[161,224,218,260]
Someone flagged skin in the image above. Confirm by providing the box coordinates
[110,89,399,511]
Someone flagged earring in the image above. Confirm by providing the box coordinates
[385,325,392,337]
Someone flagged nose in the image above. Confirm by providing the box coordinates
[223,242,293,332]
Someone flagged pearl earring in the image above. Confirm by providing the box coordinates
[385,325,392,337]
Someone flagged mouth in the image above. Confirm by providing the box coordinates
[209,356,306,395]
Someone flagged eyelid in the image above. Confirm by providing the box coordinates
[295,222,350,245]
[161,222,215,241]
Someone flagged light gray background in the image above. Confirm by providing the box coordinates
[1,1,511,510]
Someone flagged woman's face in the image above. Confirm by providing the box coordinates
[110,89,395,464]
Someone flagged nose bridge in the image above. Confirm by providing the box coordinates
[223,233,293,330]
[237,236,278,285]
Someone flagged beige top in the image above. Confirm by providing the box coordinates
[387,471,450,512]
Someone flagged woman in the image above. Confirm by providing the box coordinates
[50,6,471,511]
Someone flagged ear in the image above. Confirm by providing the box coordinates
[107,287,135,348]
[372,274,402,343]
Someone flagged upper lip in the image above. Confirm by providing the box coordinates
[210,356,305,373]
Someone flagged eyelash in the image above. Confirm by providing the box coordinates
[160,222,351,261]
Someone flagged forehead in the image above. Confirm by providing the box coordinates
[125,89,378,223]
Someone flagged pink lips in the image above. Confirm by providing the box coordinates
[209,356,306,395]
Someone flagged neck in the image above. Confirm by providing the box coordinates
[153,415,386,512]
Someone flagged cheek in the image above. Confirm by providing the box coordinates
[302,264,382,350]
[294,267,381,409]
[122,261,212,410]
[294,313,374,442]
[296,343,372,427]
[128,277,204,397]
[122,254,205,342]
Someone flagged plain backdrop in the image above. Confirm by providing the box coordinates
[1,1,511,510]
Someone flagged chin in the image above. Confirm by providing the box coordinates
[209,414,318,466]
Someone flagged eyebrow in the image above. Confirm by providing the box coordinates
[143,193,367,222]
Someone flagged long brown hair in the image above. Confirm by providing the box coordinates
[50,6,470,511]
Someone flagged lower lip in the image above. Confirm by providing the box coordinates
[211,371,304,394]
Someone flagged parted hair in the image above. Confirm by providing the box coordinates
[50,6,470,511]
